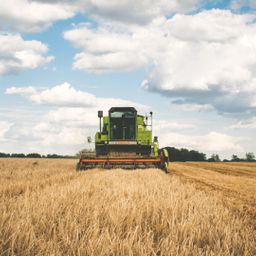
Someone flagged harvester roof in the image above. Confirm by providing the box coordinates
[109,107,137,113]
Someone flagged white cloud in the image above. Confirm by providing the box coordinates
[158,131,243,152]
[2,88,245,155]
[34,107,194,147]
[0,117,86,154]
[5,86,37,95]
[231,117,256,129]
[97,98,148,113]
[5,82,149,111]
[64,26,139,53]
[31,107,196,148]
[4,81,151,149]
[0,0,76,32]
[63,19,164,73]
[170,103,214,112]
[64,9,256,115]
[30,83,97,107]
[6,82,97,107]
[4,82,150,148]
[0,121,13,140]
[43,107,97,128]
[0,33,53,75]
[151,20,256,101]
[141,10,256,99]
[73,52,147,73]
[82,0,201,24]
[33,123,87,146]
[64,26,147,73]
[0,0,203,32]
[154,119,194,132]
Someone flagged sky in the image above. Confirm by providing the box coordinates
[0,0,256,159]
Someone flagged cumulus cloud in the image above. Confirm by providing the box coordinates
[0,33,53,75]
[4,82,149,150]
[231,117,256,129]
[64,26,147,73]
[4,81,151,149]
[0,0,76,32]
[35,107,194,146]
[5,82,149,111]
[29,83,97,107]
[0,121,13,139]
[3,87,244,155]
[154,120,194,132]
[2,0,254,35]
[158,131,243,152]
[33,123,88,146]
[82,0,201,24]
[43,108,97,127]
[29,108,196,148]
[73,52,147,73]
[6,82,97,107]
[0,116,86,153]
[5,86,37,95]
[4,82,195,151]
[170,103,214,112]
[64,9,256,115]
[0,0,203,32]
[141,10,256,115]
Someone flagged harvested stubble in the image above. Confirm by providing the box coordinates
[0,159,256,256]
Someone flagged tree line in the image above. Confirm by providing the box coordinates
[164,147,206,162]
[164,147,256,162]
[0,153,75,159]
[1,149,255,162]
[223,153,255,162]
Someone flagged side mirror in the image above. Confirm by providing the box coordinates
[98,110,103,118]
[87,136,92,143]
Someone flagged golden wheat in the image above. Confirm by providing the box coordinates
[0,159,255,255]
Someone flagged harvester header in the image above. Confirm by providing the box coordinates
[77,107,170,172]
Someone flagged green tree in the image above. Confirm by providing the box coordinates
[245,152,255,162]
[11,153,26,158]
[231,154,240,162]
[26,153,41,158]
[208,154,220,162]
[0,152,10,158]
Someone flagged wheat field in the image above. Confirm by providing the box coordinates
[0,159,256,256]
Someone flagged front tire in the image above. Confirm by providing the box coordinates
[76,162,81,172]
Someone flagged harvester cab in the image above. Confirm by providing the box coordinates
[76,107,170,172]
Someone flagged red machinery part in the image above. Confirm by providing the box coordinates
[80,158,161,163]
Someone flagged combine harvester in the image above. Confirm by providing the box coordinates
[76,107,170,172]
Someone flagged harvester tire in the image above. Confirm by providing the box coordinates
[160,148,170,173]
[76,162,81,172]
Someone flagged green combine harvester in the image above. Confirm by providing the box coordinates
[77,107,170,172]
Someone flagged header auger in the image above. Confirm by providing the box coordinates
[76,107,170,173]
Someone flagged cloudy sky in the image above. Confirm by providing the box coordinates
[0,0,256,159]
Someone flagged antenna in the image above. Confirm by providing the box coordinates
[98,110,103,133]
[150,111,153,133]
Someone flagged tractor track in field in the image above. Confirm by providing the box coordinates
[181,162,256,178]
[171,163,256,230]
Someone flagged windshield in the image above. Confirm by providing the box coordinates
[110,111,135,118]
[109,111,136,140]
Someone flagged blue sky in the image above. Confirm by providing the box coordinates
[0,0,256,159]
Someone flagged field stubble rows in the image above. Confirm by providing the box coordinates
[0,159,256,255]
